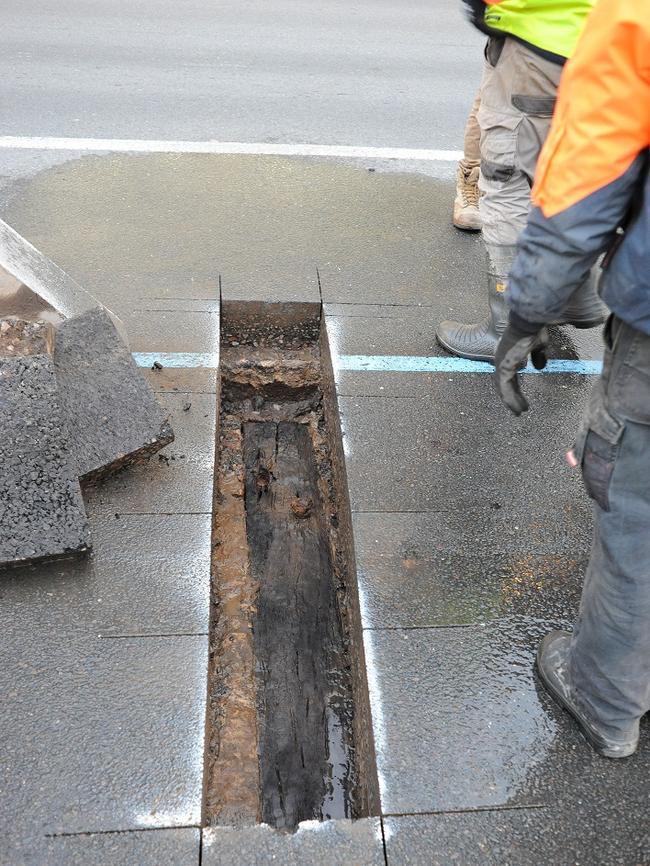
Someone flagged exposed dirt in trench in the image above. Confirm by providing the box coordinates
[204,323,375,831]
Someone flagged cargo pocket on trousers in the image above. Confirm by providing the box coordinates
[480,120,519,184]
[573,401,624,512]
[609,326,650,426]
[511,95,556,117]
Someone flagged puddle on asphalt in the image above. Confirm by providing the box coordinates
[203,301,379,831]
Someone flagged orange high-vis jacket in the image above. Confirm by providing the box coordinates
[533,0,650,218]
[508,0,650,334]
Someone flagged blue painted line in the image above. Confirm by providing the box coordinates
[337,354,603,375]
[131,351,603,376]
[132,352,219,368]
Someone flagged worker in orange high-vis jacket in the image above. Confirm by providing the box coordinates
[437,0,606,361]
[495,0,650,758]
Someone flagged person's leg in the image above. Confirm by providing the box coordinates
[573,319,650,733]
[453,91,482,231]
[538,317,650,757]
[437,37,605,361]
[438,37,560,359]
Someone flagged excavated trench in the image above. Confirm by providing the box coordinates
[203,302,379,832]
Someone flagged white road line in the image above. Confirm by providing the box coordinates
[0,136,462,162]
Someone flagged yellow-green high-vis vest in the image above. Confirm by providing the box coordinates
[484,0,595,59]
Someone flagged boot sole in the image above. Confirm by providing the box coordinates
[535,646,637,759]
[435,332,496,364]
[452,222,482,233]
[436,333,526,368]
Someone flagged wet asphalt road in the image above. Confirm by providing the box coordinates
[2,0,481,147]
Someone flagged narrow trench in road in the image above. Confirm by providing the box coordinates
[203,301,380,833]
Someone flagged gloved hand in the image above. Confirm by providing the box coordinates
[494,320,549,415]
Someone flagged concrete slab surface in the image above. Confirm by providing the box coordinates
[353,507,593,559]
[384,808,650,866]
[357,549,585,630]
[54,307,174,482]
[0,339,89,567]
[144,366,219,395]
[0,513,211,637]
[202,819,386,866]
[125,308,220,354]
[83,392,216,515]
[339,377,591,513]
[5,828,200,866]
[366,624,650,816]
[0,634,207,837]
[0,157,476,310]
[325,308,603,363]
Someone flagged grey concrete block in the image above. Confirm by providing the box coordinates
[338,377,591,512]
[83,392,216,516]
[365,624,650,816]
[0,513,211,637]
[3,828,200,866]
[45,828,200,866]
[125,308,220,354]
[384,809,650,866]
[353,511,587,629]
[143,366,219,395]
[0,320,89,567]
[54,307,174,483]
[202,819,385,866]
[324,309,602,390]
[0,634,207,837]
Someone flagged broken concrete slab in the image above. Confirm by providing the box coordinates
[0,219,173,481]
[54,307,174,483]
[0,319,89,567]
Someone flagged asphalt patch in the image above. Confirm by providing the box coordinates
[0,320,89,567]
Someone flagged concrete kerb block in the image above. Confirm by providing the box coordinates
[0,319,90,568]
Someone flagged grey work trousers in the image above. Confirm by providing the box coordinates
[570,315,650,739]
[478,36,561,273]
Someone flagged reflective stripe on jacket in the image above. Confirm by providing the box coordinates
[509,0,650,335]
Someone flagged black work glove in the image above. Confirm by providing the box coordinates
[494,317,549,416]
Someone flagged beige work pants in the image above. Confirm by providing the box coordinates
[463,91,482,164]
[478,36,562,271]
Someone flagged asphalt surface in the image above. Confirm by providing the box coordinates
[0,0,483,197]
[2,0,481,146]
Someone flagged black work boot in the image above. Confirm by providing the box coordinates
[436,270,508,362]
[556,276,608,329]
[537,631,639,759]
